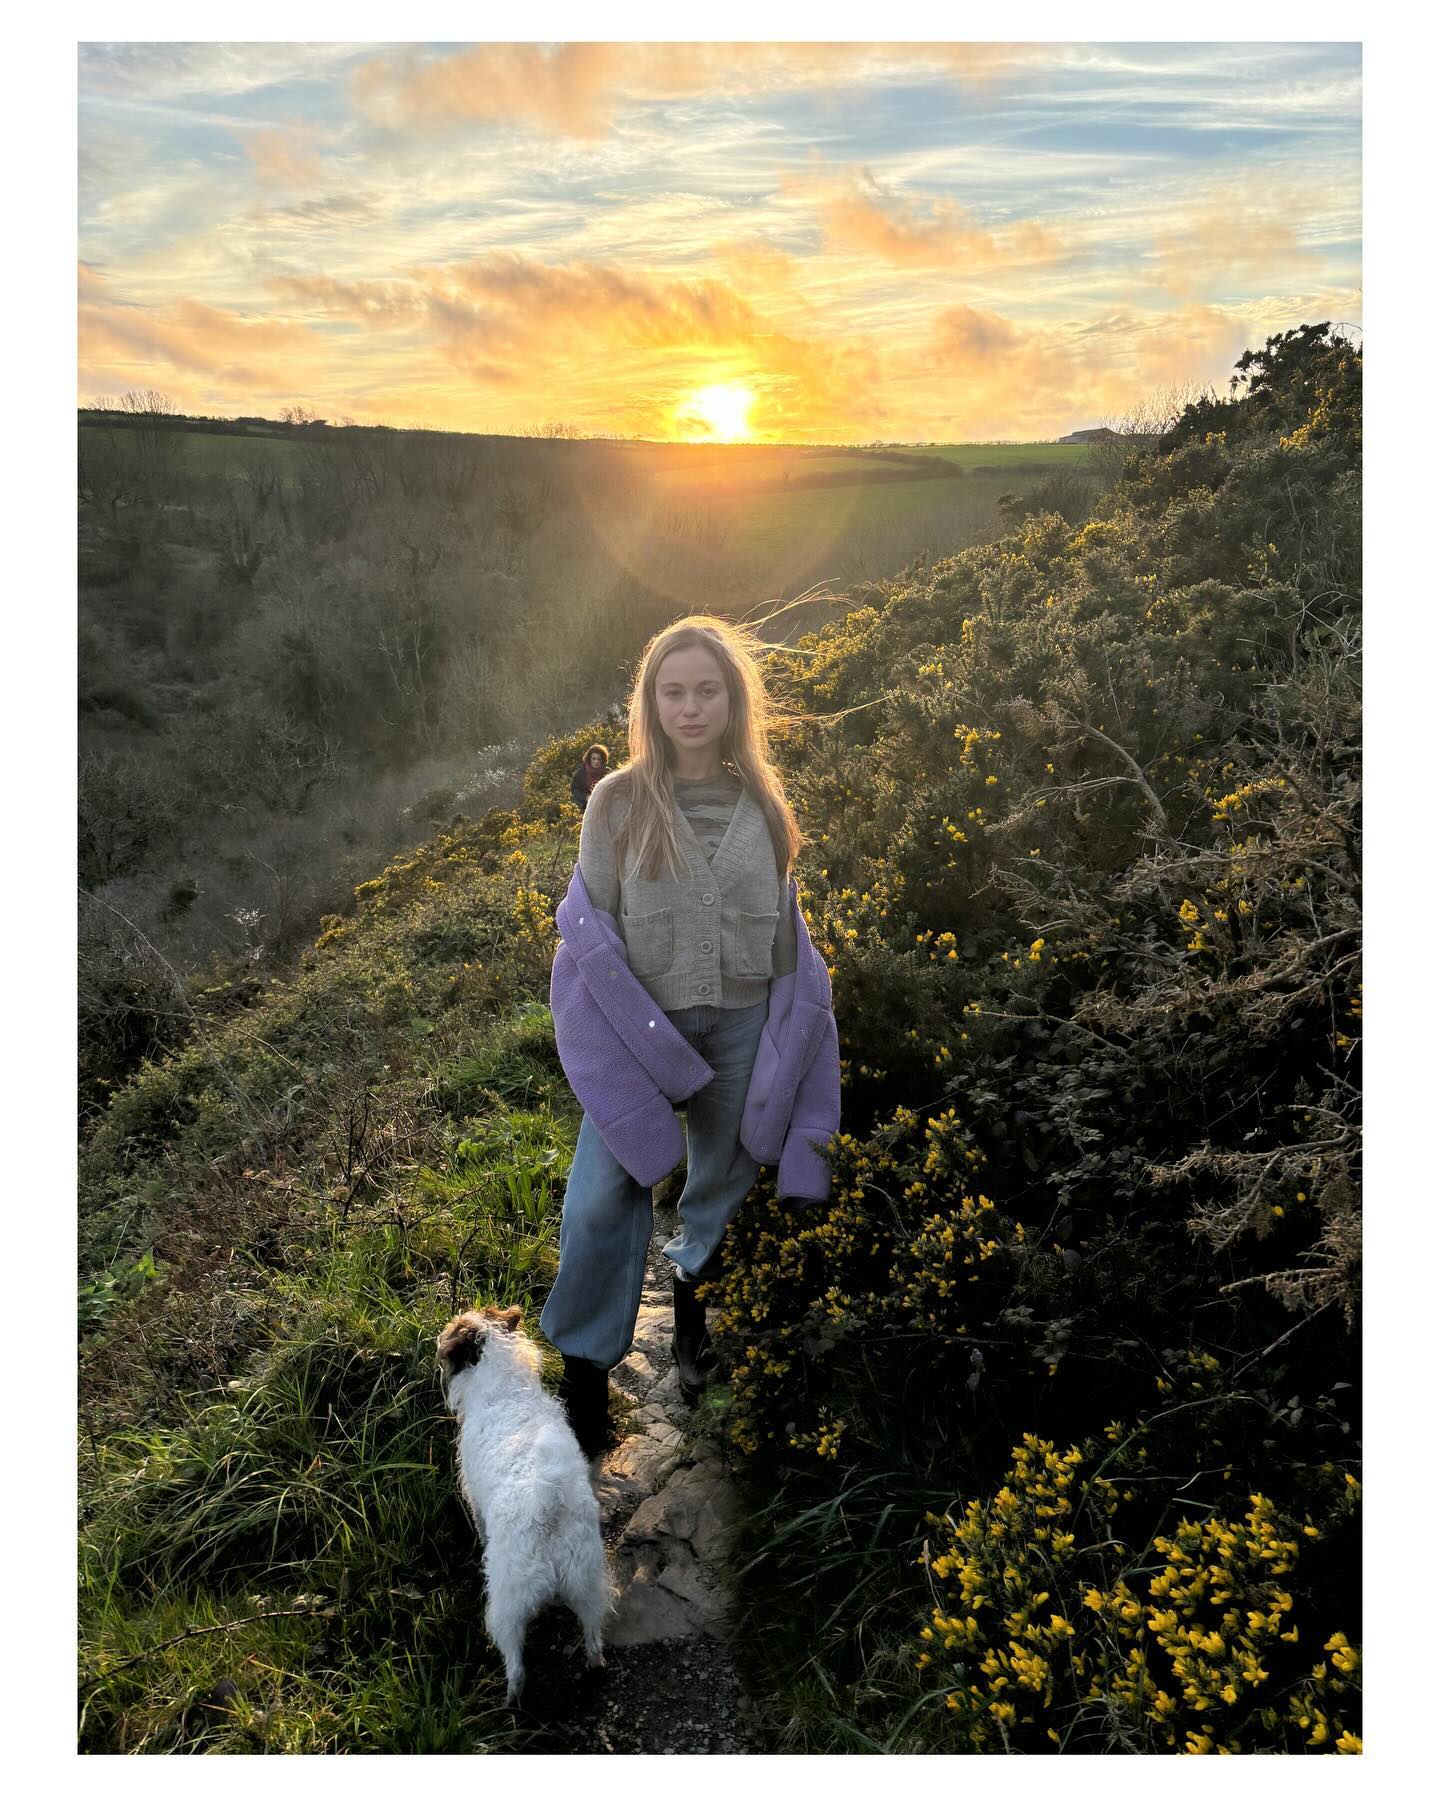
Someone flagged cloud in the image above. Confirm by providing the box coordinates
[931,304,1026,365]
[79,273,314,391]
[268,250,887,435]
[350,41,1054,138]
[243,125,328,189]
[818,175,1068,271]
[713,238,801,291]
[273,254,769,362]
[1146,178,1329,299]
[79,42,368,100]
[914,299,1251,438]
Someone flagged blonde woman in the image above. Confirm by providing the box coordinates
[543,616,841,1458]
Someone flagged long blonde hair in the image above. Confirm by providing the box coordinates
[598,615,805,886]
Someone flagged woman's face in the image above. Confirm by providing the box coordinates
[587,752,604,769]
[655,645,730,756]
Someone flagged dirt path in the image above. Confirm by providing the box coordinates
[509,1180,763,1754]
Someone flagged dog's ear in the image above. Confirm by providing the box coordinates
[482,1304,524,1333]
[437,1312,485,1371]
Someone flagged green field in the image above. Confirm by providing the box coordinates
[914,442,1095,469]
[79,419,1092,597]
[80,423,309,475]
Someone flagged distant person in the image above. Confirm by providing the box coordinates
[570,744,609,810]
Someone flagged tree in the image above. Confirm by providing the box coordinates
[1088,381,1215,486]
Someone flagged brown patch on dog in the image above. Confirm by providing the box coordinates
[481,1304,524,1333]
[437,1310,486,1372]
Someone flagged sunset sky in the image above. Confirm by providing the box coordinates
[77,39,1361,443]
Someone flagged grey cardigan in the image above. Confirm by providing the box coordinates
[577,769,798,1011]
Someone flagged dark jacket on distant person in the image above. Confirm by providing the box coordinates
[571,758,607,810]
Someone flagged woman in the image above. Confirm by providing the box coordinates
[570,743,608,811]
[541,615,839,1457]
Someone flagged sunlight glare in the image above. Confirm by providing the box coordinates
[679,382,755,441]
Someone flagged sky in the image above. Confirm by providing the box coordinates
[77,38,1361,443]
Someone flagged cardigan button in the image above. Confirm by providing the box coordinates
[702,894,715,905]
[648,1019,656,1027]
[700,940,712,952]
[697,983,711,995]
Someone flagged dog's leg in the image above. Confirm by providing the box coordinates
[563,1554,612,1669]
[485,1591,530,1708]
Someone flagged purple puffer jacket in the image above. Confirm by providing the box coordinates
[549,865,841,1202]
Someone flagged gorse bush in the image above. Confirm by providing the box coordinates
[699,323,1361,1749]
[914,1436,1361,1753]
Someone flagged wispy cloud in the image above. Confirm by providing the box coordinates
[350,41,1053,138]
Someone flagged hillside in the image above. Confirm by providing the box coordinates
[77,414,1089,1126]
[78,323,1361,1754]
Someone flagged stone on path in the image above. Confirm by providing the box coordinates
[586,1210,745,1651]
[510,1187,759,1754]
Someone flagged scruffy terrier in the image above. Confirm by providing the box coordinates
[437,1305,613,1705]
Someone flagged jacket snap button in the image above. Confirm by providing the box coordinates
[698,984,710,995]
[578,915,585,924]
[648,1019,656,1027]
[700,940,712,952]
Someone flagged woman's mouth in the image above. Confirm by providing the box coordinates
[681,725,706,734]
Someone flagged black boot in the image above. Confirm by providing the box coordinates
[672,1274,719,1404]
[558,1354,611,1459]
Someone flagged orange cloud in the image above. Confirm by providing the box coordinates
[79,275,313,390]
[784,165,1069,271]
[1148,179,1327,299]
[268,251,887,436]
[931,303,1026,365]
[917,300,1250,438]
[351,42,1053,138]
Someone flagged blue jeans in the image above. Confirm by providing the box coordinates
[540,1000,769,1369]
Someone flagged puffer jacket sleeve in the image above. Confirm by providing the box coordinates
[549,927,688,1188]
[775,1004,842,1203]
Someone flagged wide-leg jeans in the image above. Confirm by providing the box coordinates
[539,999,769,1369]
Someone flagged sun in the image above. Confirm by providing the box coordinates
[679,382,755,442]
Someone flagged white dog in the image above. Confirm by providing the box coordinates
[437,1304,613,1704]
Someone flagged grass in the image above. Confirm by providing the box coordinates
[727,1458,972,1754]
[79,963,584,1752]
[915,442,1096,469]
[79,423,309,476]
[703,467,1055,580]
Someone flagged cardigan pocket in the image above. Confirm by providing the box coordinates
[728,909,780,977]
[622,905,674,976]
